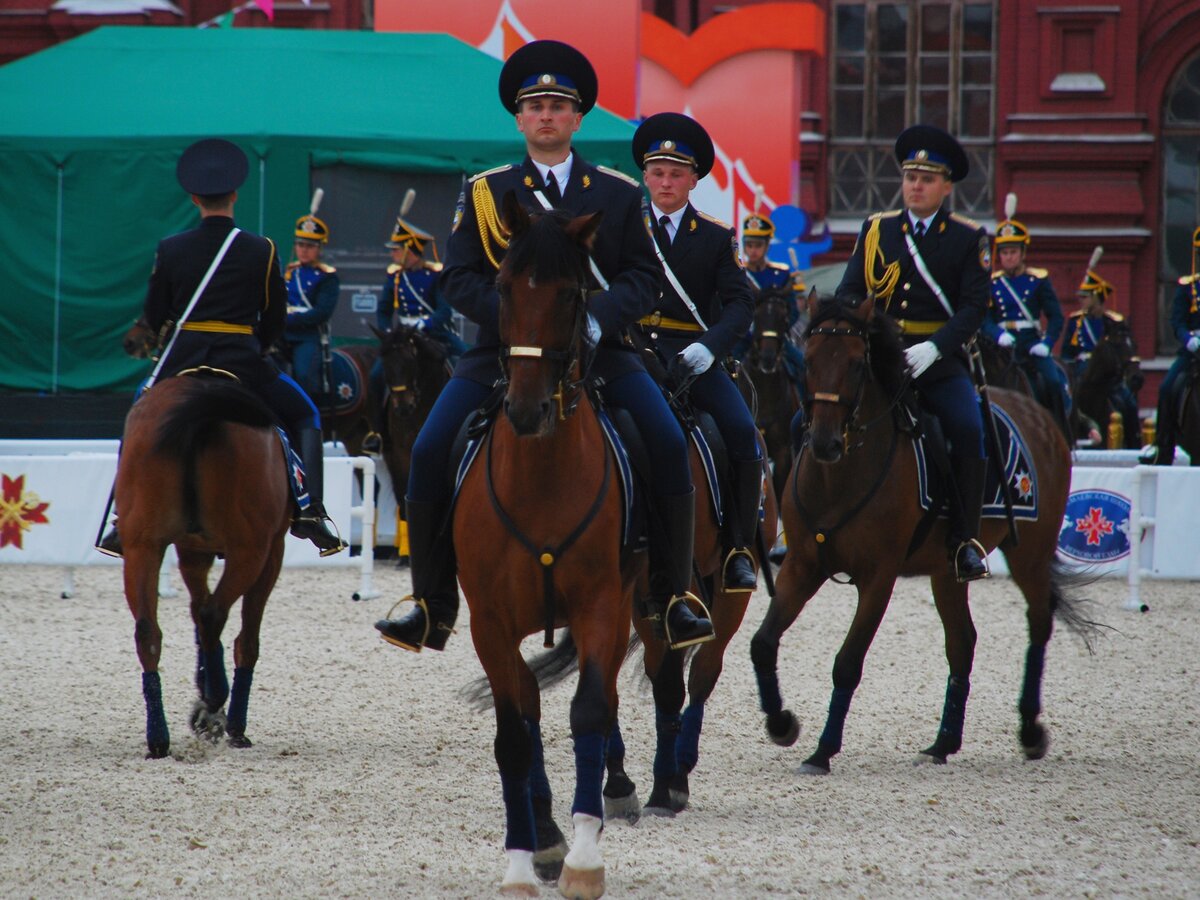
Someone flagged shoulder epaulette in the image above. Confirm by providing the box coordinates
[1105,310,1125,322]
[868,210,903,221]
[1068,309,1084,318]
[423,260,444,273]
[695,209,732,230]
[949,212,981,230]
[468,164,513,184]
[317,262,337,274]
[768,260,790,271]
[991,271,1004,280]
[286,260,301,270]
[1179,273,1199,285]
[594,165,639,188]
[1025,266,1049,279]
[387,263,402,275]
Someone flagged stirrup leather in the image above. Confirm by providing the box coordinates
[954,538,991,582]
[721,547,757,593]
[665,591,716,650]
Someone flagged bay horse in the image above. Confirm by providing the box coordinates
[750,292,1097,775]
[1169,353,1200,464]
[116,375,291,758]
[742,286,802,501]
[451,195,630,898]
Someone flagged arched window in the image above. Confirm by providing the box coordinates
[1160,53,1200,355]
[829,1,995,218]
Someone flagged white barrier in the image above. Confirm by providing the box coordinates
[0,441,377,600]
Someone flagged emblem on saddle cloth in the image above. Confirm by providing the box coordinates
[327,350,366,416]
[275,427,311,512]
[914,405,1039,520]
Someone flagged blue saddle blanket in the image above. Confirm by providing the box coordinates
[915,404,1039,520]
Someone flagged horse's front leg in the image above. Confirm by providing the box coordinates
[918,572,977,764]
[517,660,568,883]
[123,544,169,758]
[601,715,639,824]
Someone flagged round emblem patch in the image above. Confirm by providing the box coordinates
[1058,488,1131,562]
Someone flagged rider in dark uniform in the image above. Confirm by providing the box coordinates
[831,124,992,582]
[632,112,763,593]
[1152,226,1200,464]
[375,40,712,652]
[984,192,1071,416]
[283,201,339,406]
[96,139,345,557]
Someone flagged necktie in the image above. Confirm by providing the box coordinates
[658,214,672,250]
[543,173,562,206]
[913,219,926,241]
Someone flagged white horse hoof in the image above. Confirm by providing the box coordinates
[558,864,604,900]
[501,849,539,897]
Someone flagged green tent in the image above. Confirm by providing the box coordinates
[0,27,639,392]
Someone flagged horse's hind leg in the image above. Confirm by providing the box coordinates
[123,544,170,758]
[177,549,230,741]
[918,572,977,764]
[225,538,286,748]
[1005,550,1056,760]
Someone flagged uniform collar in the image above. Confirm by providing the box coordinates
[531,155,573,194]
[906,208,940,233]
[650,201,687,238]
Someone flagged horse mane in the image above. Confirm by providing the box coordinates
[498,209,588,288]
[806,293,908,397]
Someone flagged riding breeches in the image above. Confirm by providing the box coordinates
[685,367,761,461]
[915,370,986,459]
[407,376,494,503]
[597,370,692,497]
[288,338,324,402]
[1159,354,1192,406]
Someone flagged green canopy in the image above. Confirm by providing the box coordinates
[0,27,639,392]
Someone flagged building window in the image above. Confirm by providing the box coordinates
[1160,52,1200,355]
[829,1,996,218]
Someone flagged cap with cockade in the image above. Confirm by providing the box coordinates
[176,138,248,196]
[632,112,715,179]
[499,40,598,115]
[894,124,969,183]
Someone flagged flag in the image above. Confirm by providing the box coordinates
[252,0,274,19]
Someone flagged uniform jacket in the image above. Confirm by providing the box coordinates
[1061,309,1125,360]
[1169,276,1200,353]
[142,215,286,384]
[440,150,662,386]
[837,206,990,379]
[984,267,1064,349]
[746,261,792,293]
[377,261,453,334]
[284,261,339,342]
[645,202,754,359]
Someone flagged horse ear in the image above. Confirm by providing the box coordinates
[566,210,604,249]
[369,324,387,341]
[806,287,820,319]
[860,291,876,321]
[500,190,530,237]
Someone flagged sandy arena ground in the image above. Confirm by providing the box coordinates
[1,562,1197,898]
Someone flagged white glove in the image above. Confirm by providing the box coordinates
[676,342,715,375]
[586,314,602,346]
[413,318,428,332]
[1187,336,1200,354]
[904,341,941,378]
[997,332,1016,349]
[1029,341,1050,358]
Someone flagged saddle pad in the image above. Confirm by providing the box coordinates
[597,410,635,546]
[915,404,1039,520]
[328,349,365,416]
[275,426,310,511]
[689,424,724,528]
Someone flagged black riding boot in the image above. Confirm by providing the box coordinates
[361,378,385,456]
[289,428,348,557]
[646,489,714,650]
[96,519,123,558]
[375,497,459,652]
[950,456,989,583]
[1153,394,1177,466]
[721,457,763,592]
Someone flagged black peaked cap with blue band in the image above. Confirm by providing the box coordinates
[176,138,248,196]
[632,112,715,180]
[499,40,598,115]
[894,124,969,183]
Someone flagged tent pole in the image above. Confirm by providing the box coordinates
[259,156,266,234]
[53,163,63,394]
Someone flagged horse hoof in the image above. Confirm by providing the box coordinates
[602,791,641,825]
[227,732,253,749]
[641,802,676,819]
[189,702,227,743]
[558,863,604,900]
[145,742,170,760]
[534,841,567,883]
[766,710,800,747]
[914,749,948,766]
[500,884,539,898]
[797,760,830,776]
[1021,723,1050,761]
[667,773,689,812]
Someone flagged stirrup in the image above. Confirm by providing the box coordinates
[290,513,348,558]
[721,547,757,593]
[376,595,455,653]
[361,431,383,456]
[954,538,990,583]
[664,591,716,650]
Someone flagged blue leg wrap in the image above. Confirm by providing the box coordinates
[652,711,681,779]
[607,718,626,765]
[525,718,552,802]
[571,731,606,820]
[817,685,855,753]
[142,671,169,750]
[938,676,971,742]
[199,643,229,709]
[227,667,254,735]
[1019,645,1046,720]
[500,771,536,851]
[675,703,705,774]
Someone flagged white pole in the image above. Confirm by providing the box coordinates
[351,456,379,601]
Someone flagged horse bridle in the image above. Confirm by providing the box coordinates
[499,278,590,422]
[385,332,424,412]
[751,295,791,374]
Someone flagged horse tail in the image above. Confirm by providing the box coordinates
[1047,558,1110,653]
[459,629,644,712]
[153,378,278,526]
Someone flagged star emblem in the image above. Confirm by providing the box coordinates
[0,473,50,549]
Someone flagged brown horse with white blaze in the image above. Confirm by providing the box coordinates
[750,291,1097,774]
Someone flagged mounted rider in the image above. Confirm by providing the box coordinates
[1151,225,1200,464]
[831,124,992,583]
[632,111,764,594]
[984,192,1071,416]
[97,138,345,558]
[740,210,808,389]
[362,193,467,456]
[283,194,340,408]
[375,40,714,653]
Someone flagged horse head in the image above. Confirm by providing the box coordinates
[496,190,601,437]
[373,323,442,416]
[749,287,793,374]
[123,315,159,360]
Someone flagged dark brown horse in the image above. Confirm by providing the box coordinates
[750,292,1096,775]
[1071,322,1142,448]
[976,335,1072,441]
[116,375,291,758]
[451,196,629,897]
[741,287,802,501]
[1170,354,1200,464]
